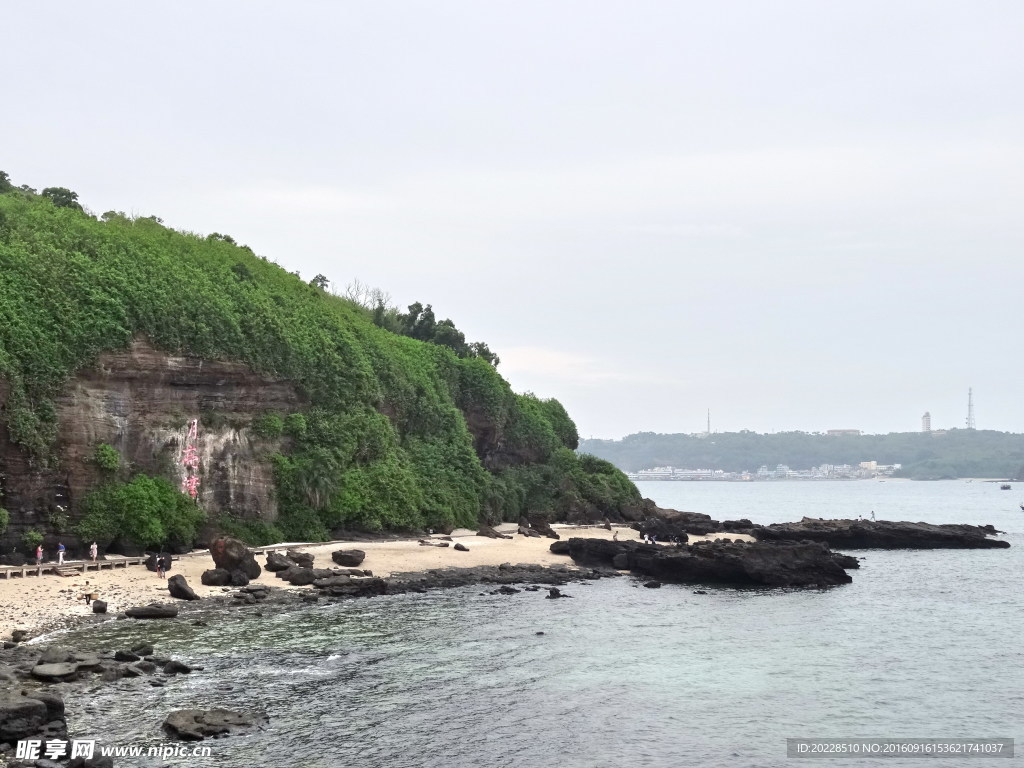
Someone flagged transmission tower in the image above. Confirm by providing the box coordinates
[966,388,975,430]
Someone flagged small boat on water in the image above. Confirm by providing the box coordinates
[1000,484,1011,490]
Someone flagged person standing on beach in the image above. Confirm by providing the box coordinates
[156,554,164,579]
[35,544,42,565]
[57,542,65,564]
[89,541,98,562]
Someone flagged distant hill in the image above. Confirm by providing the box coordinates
[579,430,1024,480]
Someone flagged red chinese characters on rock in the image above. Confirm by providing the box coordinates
[181,419,201,499]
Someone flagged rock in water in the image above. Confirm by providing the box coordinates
[565,537,855,588]
[125,603,179,619]
[209,537,262,579]
[332,549,366,567]
[92,600,107,613]
[163,708,268,741]
[167,574,200,600]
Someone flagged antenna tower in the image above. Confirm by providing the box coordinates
[966,388,975,430]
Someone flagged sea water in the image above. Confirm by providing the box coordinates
[57,480,1024,767]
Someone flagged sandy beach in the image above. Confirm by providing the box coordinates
[0,525,753,640]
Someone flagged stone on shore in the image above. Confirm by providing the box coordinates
[167,574,199,601]
[476,525,513,539]
[286,549,315,568]
[201,568,231,586]
[264,551,295,571]
[209,537,262,579]
[332,549,366,567]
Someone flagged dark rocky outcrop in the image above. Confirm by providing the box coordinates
[753,518,1011,549]
[92,600,107,613]
[332,549,366,567]
[125,603,179,619]
[167,574,199,600]
[209,537,261,579]
[565,537,854,588]
[163,708,268,741]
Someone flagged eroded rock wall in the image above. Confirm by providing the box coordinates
[0,338,302,552]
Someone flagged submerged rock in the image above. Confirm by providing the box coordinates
[163,708,268,741]
[125,603,179,619]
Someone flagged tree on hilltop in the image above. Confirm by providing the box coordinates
[41,187,83,211]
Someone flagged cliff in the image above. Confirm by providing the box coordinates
[0,180,641,553]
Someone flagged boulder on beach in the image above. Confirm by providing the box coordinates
[332,549,366,567]
[0,692,49,743]
[163,708,268,741]
[454,542,469,552]
[92,600,108,614]
[265,551,295,571]
[286,549,315,568]
[125,603,179,619]
[476,525,512,539]
[168,574,200,600]
[201,568,231,586]
[209,537,262,579]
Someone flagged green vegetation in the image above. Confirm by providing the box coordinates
[252,412,285,439]
[94,443,120,473]
[76,475,205,548]
[580,430,1024,480]
[0,173,638,544]
[0,507,8,534]
[22,529,43,551]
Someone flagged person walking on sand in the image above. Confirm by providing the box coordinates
[612,530,619,541]
[156,553,164,579]
[35,544,42,565]
[57,542,65,565]
[89,541,98,562]
[870,511,876,521]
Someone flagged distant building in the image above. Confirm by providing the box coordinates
[922,412,931,432]
[827,429,862,436]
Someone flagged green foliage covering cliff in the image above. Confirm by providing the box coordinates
[0,179,640,540]
[581,430,1024,480]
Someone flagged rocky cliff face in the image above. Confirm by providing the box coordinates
[0,338,302,553]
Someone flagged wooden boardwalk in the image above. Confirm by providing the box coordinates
[0,556,150,579]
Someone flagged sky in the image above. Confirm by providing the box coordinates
[5,1,1023,439]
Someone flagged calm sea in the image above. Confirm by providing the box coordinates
[56,480,1023,767]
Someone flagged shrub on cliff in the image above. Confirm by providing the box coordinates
[77,475,206,548]
[0,507,8,533]
[94,443,121,473]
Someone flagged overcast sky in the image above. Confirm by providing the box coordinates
[6,2,1023,438]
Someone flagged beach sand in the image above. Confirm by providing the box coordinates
[0,525,751,640]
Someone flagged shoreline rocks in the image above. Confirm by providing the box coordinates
[752,518,1011,549]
